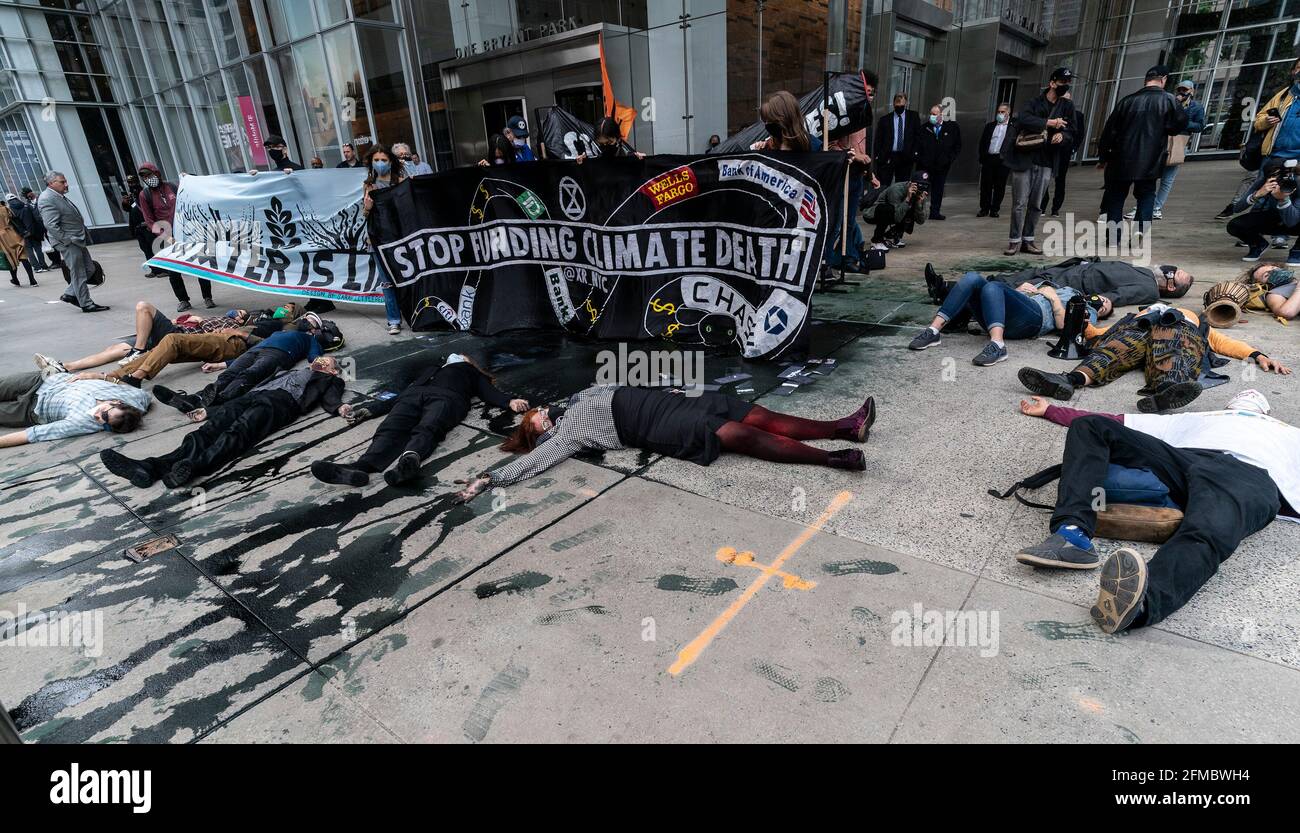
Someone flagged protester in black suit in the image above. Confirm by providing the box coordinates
[1041,93,1082,216]
[916,104,962,220]
[978,103,1012,217]
[873,94,920,188]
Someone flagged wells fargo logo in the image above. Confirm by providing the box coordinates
[640,167,698,209]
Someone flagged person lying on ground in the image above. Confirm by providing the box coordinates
[1011,389,1299,634]
[454,386,876,502]
[153,320,334,412]
[1240,263,1300,320]
[977,259,1195,308]
[1018,303,1289,412]
[0,371,149,448]
[313,353,528,488]
[32,301,290,375]
[908,270,1108,365]
[99,356,356,489]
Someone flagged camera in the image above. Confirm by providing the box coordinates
[1269,107,1282,119]
[1086,294,1107,312]
[1276,159,1298,195]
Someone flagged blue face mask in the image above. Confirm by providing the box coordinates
[374,160,391,175]
[1269,268,1295,287]
[995,113,1007,123]
[929,115,939,125]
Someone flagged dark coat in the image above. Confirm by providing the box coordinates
[1097,86,1189,181]
[978,120,1011,166]
[916,121,961,172]
[1000,92,1076,174]
[992,258,1160,307]
[873,109,921,164]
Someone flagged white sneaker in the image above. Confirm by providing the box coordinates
[118,348,146,366]
[34,353,67,376]
[1123,209,1136,220]
[1152,209,1163,220]
[1272,236,1291,249]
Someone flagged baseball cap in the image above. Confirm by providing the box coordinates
[1146,64,1172,79]
[1176,79,1195,91]
[507,115,529,138]
[1050,67,1074,82]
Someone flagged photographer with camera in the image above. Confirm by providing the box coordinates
[1228,158,1300,263]
[864,170,930,251]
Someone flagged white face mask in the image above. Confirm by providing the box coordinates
[445,353,466,365]
[1227,389,1271,415]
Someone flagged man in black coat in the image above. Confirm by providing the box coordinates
[916,104,962,219]
[1098,65,1189,246]
[1041,93,1083,217]
[977,103,1012,217]
[990,258,1194,308]
[874,93,920,188]
[1000,67,1077,255]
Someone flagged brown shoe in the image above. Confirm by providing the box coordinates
[1003,243,1020,256]
[1021,241,1044,255]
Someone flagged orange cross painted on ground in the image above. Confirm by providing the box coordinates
[715,547,816,591]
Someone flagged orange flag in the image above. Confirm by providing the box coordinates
[599,34,637,140]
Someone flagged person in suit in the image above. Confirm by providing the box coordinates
[37,171,108,313]
[917,104,962,219]
[873,93,920,188]
[978,103,1012,217]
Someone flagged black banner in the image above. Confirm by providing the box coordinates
[537,106,635,160]
[368,153,846,359]
[712,72,874,154]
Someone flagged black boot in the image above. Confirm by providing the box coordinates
[827,449,866,471]
[312,460,370,487]
[100,449,157,489]
[1137,381,1202,414]
[383,451,423,487]
[1018,367,1076,400]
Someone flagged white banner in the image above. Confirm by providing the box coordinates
[146,171,381,305]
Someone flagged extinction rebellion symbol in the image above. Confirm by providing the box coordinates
[558,176,586,221]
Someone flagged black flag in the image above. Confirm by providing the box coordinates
[711,71,874,154]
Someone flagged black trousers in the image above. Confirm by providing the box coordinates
[211,347,294,404]
[1227,207,1300,250]
[1040,164,1068,214]
[871,217,902,244]
[146,391,299,479]
[979,161,1009,212]
[1052,416,1279,627]
[877,157,913,189]
[356,388,469,472]
[926,166,950,215]
[1100,176,1157,246]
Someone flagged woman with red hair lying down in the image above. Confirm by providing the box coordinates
[454,385,876,502]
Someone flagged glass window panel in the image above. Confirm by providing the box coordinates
[289,37,339,161]
[315,0,349,27]
[263,0,318,46]
[245,57,285,151]
[351,0,395,24]
[322,27,370,154]
[357,25,413,148]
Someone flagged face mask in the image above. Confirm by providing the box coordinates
[142,175,160,188]
[929,115,939,125]
[1268,268,1295,286]
[445,353,466,365]
[765,122,783,140]
[269,148,285,160]
[1055,84,1071,95]
[995,113,1007,123]
[373,160,391,175]
[493,157,505,165]
[1227,389,1270,415]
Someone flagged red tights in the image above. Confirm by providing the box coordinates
[714,406,844,466]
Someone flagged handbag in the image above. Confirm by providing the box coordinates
[1167,134,1189,166]
[1015,98,1064,149]
[864,247,886,272]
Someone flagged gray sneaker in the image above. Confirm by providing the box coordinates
[1091,548,1148,633]
[1016,532,1100,570]
[908,328,941,351]
[972,342,1008,366]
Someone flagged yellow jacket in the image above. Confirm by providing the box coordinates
[1255,86,1297,157]
[1084,308,1257,361]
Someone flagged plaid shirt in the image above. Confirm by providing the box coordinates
[488,386,623,487]
[27,373,152,443]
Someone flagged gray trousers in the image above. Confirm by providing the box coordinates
[1009,165,1052,243]
[0,371,44,428]
[59,242,94,306]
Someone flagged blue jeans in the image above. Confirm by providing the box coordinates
[374,253,402,327]
[936,272,1045,338]
[826,173,866,267]
[1153,164,1180,211]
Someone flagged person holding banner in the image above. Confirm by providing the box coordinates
[362,145,409,335]
[575,117,647,162]
[453,387,877,503]
[751,91,821,152]
[312,354,528,488]
[138,162,215,312]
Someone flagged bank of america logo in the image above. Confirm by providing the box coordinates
[799,189,817,224]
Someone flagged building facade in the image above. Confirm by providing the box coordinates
[0,0,1295,237]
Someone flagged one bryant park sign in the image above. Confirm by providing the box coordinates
[455,16,582,59]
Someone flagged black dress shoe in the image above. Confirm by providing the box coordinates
[100,449,157,489]
[1018,367,1075,400]
[81,303,110,313]
[976,209,989,217]
[989,211,1000,218]
[930,213,946,221]
[152,385,179,406]
[924,262,945,303]
[384,451,423,487]
[59,294,78,306]
[312,460,370,487]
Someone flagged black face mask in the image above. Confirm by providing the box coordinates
[894,105,906,114]
[269,148,285,161]
[765,122,784,140]
[1055,83,1071,96]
